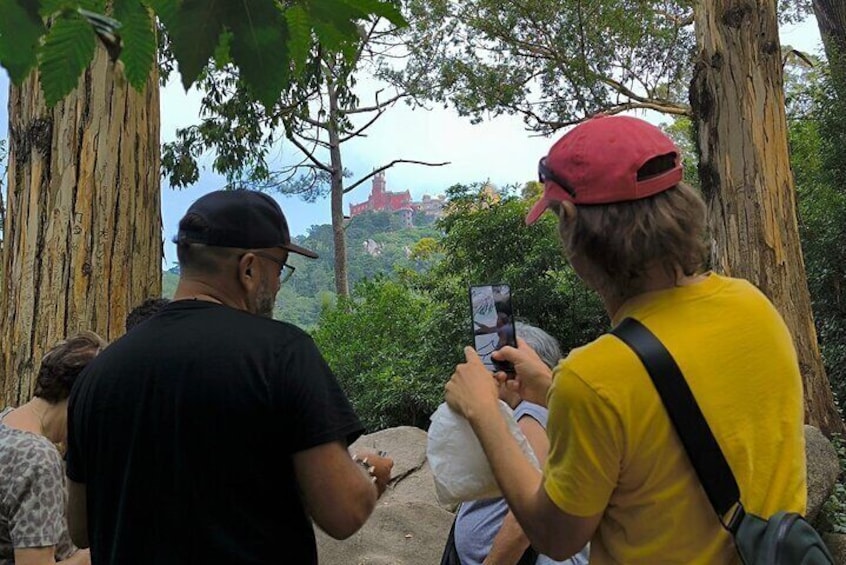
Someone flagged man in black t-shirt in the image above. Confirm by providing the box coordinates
[66,190,393,564]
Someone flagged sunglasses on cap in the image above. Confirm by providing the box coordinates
[538,157,577,199]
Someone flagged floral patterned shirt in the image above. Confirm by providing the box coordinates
[0,407,76,563]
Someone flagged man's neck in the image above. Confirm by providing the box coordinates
[173,277,246,311]
[602,269,708,320]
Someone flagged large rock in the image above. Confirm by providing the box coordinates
[315,425,843,564]
[805,424,841,523]
[315,427,453,565]
[822,533,846,565]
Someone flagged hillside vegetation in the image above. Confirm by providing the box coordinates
[162,210,441,329]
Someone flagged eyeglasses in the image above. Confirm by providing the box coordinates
[538,157,577,199]
[245,250,296,284]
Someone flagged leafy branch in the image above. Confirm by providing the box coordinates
[0,0,407,108]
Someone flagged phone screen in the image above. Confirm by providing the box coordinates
[470,283,517,374]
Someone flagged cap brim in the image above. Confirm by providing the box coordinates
[525,198,551,225]
[282,242,319,259]
[526,183,574,225]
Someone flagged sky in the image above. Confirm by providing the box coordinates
[0,18,825,269]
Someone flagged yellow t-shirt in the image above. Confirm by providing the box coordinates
[543,273,806,564]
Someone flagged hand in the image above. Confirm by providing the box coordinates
[445,346,500,420]
[65,548,91,565]
[352,451,394,498]
[491,338,555,407]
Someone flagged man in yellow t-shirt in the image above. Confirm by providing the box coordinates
[444,115,806,564]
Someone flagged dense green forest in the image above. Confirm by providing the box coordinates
[161,93,846,434]
[163,209,441,329]
[158,55,846,435]
[143,12,846,437]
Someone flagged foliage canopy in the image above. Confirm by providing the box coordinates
[398,0,694,133]
[0,0,406,107]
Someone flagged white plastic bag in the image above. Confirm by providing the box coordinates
[426,400,539,507]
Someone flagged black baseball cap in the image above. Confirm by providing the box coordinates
[174,190,318,259]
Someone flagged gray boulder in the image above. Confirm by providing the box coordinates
[822,533,846,565]
[315,424,843,564]
[806,424,841,522]
[315,427,453,565]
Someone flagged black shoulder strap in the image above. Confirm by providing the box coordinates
[610,317,741,521]
[439,518,460,565]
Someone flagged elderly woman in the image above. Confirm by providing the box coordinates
[0,331,106,565]
[452,322,589,565]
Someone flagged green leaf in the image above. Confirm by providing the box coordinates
[143,0,178,27]
[311,21,348,56]
[309,0,362,39]
[340,0,407,27]
[38,0,67,17]
[39,12,96,106]
[0,0,44,83]
[212,29,232,68]
[115,0,156,89]
[168,0,227,90]
[284,5,310,77]
[40,0,106,18]
[229,2,290,109]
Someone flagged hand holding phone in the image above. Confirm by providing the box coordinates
[470,283,517,375]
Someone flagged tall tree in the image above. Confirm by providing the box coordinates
[690,0,841,434]
[400,0,845,434]
[163,19,445,296]
[0,0,408,404]
[1,43,161,406]
[812,0,846,94]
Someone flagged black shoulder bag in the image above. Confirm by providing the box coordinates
[611,317,834,565]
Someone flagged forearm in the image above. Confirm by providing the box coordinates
[316,458,379,539]
[484,511,531,565]
[466,406,543,543]
[468,408,590,559]
[15,546,90,565]
[59,548,91,565]
[295,442,392,540]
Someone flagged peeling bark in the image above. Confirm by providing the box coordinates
[813,0,846,96]
[691,0,845,435]
[1,46,161,406]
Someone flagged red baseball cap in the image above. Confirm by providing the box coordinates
[526,114,683,225]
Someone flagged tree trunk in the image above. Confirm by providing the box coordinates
[813,0,846,96]
[690,0,845,436]
[1,45,161,407]
[327,76,349,297]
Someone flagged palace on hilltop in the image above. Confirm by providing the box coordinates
[349,171,445,227]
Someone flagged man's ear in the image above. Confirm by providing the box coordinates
[238,253,257,289]
[559,200,577,222]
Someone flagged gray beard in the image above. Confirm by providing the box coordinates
[253,282,276,319]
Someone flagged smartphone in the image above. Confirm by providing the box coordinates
[469,283,517,375]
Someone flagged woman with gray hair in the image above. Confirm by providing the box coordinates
[512,323,561,370]
[450,322,589,565]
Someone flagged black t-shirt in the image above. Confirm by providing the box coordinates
[67,300,364,565]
